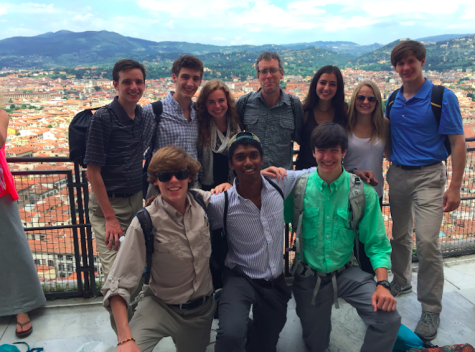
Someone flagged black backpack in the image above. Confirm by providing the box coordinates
[68,106,107,167]
[386,85,451,155]
[142,101,164,199]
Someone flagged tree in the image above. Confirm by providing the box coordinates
[93,86,101,92]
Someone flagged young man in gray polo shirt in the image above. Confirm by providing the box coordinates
[236,51,304,170]
[84,59,150,331]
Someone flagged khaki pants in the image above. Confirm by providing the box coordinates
[130,290,216,352]
[89,190,143,333]
[89,191,143,276]
[387,163,446,313]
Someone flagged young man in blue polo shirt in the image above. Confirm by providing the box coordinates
[386,40,466,340]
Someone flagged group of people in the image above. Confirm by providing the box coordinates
[0,38,465,352]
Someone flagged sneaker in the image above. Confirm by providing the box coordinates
[389,280,412,297]
[415,311,440,340]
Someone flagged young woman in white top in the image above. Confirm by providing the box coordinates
[344,80,390,276]
[345,80,389,205]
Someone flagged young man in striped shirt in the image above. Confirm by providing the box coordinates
[203,132,315,352]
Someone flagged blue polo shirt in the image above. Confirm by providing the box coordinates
[385,79,463,166]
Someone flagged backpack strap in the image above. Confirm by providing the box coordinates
[386,88,399,120]
[149,100,163,153]
[430,85,445,125]
[430,85,451,155]
[222,190,229,237]
[348,174,365,265]
[135,208,155,285]
[290,173,310,275]
[264,177,284,200]
[238,92,253,128]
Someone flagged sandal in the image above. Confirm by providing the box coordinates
[16,320,33,338]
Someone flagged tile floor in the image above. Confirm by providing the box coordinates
[1,255,474,352]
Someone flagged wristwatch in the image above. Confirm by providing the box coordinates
[376,280,390,290]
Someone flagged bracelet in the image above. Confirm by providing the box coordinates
[117,337,135,346]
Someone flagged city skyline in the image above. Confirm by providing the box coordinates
[0,0,474,45]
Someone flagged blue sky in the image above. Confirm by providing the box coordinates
[0,0,474,45]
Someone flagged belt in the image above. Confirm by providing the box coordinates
[296,260,354,308]
[394,161,441,171]
[107,192,136,198]
[168,296,209,310]
[251,273,285,288]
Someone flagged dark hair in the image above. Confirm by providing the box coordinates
[112,59,146,83]
[391,40,426,67]
[228,135,264,162]
[172,55,204,78]
[310,122,348,152]
[303,65,347,127]
[255,51,284,75]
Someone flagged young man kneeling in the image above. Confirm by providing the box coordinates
[291,122,401,352]
[102,146,215,352]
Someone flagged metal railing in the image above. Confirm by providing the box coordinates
[8,157,98,299]
[7,142,475,295]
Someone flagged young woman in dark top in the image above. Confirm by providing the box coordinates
[295,65,348,170]
[196,80,242,191]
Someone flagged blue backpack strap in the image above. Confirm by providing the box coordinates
[135,208,155,285]
[386,88,400,119]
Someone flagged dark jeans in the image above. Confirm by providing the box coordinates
[215,269,291,352]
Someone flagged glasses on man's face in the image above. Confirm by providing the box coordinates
[356,95,377,103]
[258,68,280,76]
[156,170,190,183]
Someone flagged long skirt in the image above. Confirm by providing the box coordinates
[0,193,46,316]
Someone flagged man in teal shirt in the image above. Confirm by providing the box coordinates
[291,122,400,352]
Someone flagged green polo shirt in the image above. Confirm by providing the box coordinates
[301,169,391,273]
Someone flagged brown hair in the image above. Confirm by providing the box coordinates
[112,59,146,83]
[347,80,388,145]
[391,40,426,67]
[196,80,241,147]
[172,55,204,77]
[147,146,201,192]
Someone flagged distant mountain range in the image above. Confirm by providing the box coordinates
[0,30,474,76]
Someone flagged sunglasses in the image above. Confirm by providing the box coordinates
[156,170,190,182]
[356,95,377,103]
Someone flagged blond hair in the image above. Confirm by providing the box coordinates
[347,80,388,144]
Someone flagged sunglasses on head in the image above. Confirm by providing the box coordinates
[156,170,190,183]
[356,95,377,103]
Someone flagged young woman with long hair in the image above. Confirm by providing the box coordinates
[344,80,389,203]
[295,65,348,170]
[196,80,242,191]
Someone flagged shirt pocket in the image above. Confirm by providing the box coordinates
[243,114,258,129]
[334,208,354,252]
[275,114,294,147]
[155,238,180,254]
[302,207,319,240]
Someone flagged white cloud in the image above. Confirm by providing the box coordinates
[73,13,94,21]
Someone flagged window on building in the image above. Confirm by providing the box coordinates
[57,255,63,260]
[48,260,54,267]
[66,255,73,261]
[34,259,40,265]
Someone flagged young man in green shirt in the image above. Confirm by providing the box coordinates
[291,122,401,352]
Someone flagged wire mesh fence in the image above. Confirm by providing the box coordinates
[7,148,475,297]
